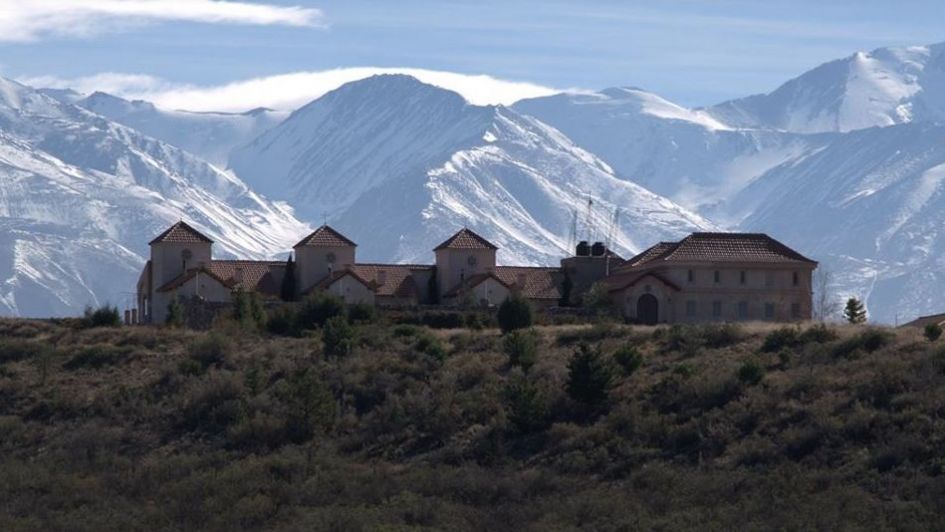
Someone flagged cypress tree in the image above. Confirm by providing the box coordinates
[281,254,297,302]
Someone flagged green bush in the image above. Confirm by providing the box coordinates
[761,327,800,353]
[0,338,47,364]
[860,328,892,353]
[799,323,838,344]
[505,376,550,434]
[566,343,614,413]
[925,323,943,343]
[188,333,233,369]
[266,305,299,336]
[414,332,447,361]
[347,303,377,324]
[82,305,122,328]
[297,292,345,329]
[322,316,354,358]
[62,345,132,370]
[275,368,336,443]
[700,323,745,348]
[232,290,267,331]
[497,295,533,334]
[613,344,644,375]
[736,360,765,386]
[503,329,539,370]
[166,299,184,327]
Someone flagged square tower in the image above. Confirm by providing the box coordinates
[433,228,498,295]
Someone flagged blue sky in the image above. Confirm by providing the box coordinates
[3,0,944,110]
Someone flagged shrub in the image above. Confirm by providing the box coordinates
[505,376,550,434]
[859,328,892,353]
[497,295,533,334]
[798,323,837,344]
[179,373,245,434]
[297,292,345,329]
[276,368,336,443]
[761,327,800,353]
[700,323,745,348]
[925,323,943,343]
[503,329,539,371]
[266,305,299,336]
[613,344,644,375]
[62,345,132,370]
[322,316,354,357]
[81,305,122,328]
[414,332,447,361]
[566,343,614,413]
[736,360,765,386]
[188,333,233,369]
[232,289,267,331]
[166,299,184,327]
[347,303,376,324]
[0,338,47,364]
[392,324,420,338]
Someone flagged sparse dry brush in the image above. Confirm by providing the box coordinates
[0,317,944,530]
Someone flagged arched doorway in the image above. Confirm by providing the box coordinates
[637,294,659,325]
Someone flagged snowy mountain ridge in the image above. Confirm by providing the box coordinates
[0,76,307,316]
[229,75,716,265]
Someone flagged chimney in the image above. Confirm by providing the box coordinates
[131,308,138,325]
[124,309,131,325]
[576,241,590,257]
[591,242,606,257]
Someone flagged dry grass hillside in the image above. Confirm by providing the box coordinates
[1,312,945,530]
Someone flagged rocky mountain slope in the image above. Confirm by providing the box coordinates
[0,77,307,316]
[229,75,715,265]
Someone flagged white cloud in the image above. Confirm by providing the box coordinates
[0,0,323,42]
[23,67,562,112]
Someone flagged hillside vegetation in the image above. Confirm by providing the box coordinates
[1,314,944,530]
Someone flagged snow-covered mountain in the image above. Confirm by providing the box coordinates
[514,88,833,213]
[0,77,307,316]
[230,75,715,265]
[65,92,287,166]
[708,42,945,134]
[733,122,945,323]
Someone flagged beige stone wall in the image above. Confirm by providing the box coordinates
[324,275,375,305]
[151,273,232,324]
[150,241,212,290]
[435,248,496,293]
[295,245,356,292]
[617,264,815,324]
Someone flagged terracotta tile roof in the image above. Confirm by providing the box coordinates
[155,267,233,293]
[293,225,357,248]
[620,233,816,269]
[442,272,511,298]
[494,266,562,300]
[311,269,373,291]
[149,221,213,245]
[349,263,432,299]
[155,260,285,297]
[443,267,563,300]
[605,271,681,293]
[208,260,285,297]
[434,228,498,251]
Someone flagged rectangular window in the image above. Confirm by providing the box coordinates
[714,270,721,284]
[793,271,799,287]
[765,271,774,287]
[687,269,694,283]
[686,300,697,317]
[712,301,722,318]
[791,303,801,319]
[740,271,747,285]
[737,301,749,319]
[764,303,775,319]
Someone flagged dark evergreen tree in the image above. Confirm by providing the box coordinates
[497,294,533,334]
[280,254,297,302]
[566,343,614,414]
[559,270,573,307]
[166,298,184,327]
[843,297,867,324]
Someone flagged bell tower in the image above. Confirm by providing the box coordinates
[293,225,357,293]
